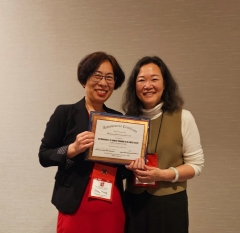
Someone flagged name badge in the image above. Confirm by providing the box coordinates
[89,163,117,202]
[134,153,158,187]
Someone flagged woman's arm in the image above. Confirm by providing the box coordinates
[126,110,204,183]
[38,105,69,167]
[39,105,94,167]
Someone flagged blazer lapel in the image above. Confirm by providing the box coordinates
[73,97,120,133]
[73,97,89,133]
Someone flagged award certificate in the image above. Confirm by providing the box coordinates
[86,112,149,165]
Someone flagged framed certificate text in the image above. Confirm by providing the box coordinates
[86,112,149,165]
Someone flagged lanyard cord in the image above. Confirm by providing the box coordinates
[154,111,164,153]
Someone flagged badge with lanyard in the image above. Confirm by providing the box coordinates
[134,112,164,187]
[89,163,117,202]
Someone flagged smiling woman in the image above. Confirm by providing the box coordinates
[122,56,204,233]
[77,52,125,112]
[84,60,115,108]
[135,63,165,109]
[38,51,127,233]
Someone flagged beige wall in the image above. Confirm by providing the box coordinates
[0,0,239,232]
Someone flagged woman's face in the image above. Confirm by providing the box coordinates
[136,63,165,109]
[85,60,115,105]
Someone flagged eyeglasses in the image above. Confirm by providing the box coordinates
[90,72,117,84]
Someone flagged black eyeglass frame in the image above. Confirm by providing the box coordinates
[90,72,117,84]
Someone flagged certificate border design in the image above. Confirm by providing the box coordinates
[86,112,149,165]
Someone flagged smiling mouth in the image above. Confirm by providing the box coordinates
[143,92,155,96]
[96,90,107,94]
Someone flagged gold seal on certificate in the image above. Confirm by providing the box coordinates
[86,112,150,165]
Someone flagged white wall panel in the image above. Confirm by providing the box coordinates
[0,0,239,232]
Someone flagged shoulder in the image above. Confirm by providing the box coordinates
[54,98,85,115]
[54,104,74,113]
[42,104,75,144]
[165,109,197,128]
[51,104,75,120]
[181,109,200,134]
[48,102,80,125]
[182,109,196,122]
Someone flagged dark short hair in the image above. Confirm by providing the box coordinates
[77,51,125,89]
[122,56,184,116]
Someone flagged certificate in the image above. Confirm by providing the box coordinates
[86,112,150,165]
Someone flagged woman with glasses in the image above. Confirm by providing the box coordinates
[39,51,126,233]
[122,56,204,233]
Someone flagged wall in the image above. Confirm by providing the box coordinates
[0,0,239,232]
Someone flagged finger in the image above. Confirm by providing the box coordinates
[75,141,94,154]
[134,158,145,169]
[136,175,148,183]
[77,133,95,141]
[77,131,94,137]
[134,171,146,178]
[135,169,148,176]
[139,158,145,169]
[132,158,140,169]
[82,141,94,149]
[133,171,138,176]
[144,165,156,171]
[76,134,94,144]
[125,161,134,169]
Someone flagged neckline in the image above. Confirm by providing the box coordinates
[140,102,163,120]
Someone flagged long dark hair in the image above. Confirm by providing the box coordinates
[122,56,183,116]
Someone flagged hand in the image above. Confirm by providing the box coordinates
[67,131,94,158]
[134,165,163,183]
[125,158,145,171]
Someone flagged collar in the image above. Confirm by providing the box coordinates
[140,102,163,120]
